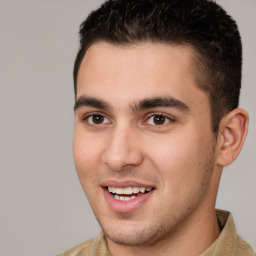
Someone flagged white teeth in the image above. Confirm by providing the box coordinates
[108,186,153,195]
[133,187,140,193]
[116,188,124,194]
[114,194,137,201]
[139,187,145,193]
[123,187,133,195]
[114,194,119,200]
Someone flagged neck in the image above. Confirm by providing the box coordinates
[107,207,220,256]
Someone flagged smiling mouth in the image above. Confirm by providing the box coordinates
[106,186,154,201]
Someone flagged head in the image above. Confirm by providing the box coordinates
[72,0,248,252]
[74,0,242,133]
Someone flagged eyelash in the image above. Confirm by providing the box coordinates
[81,112,175,127]
[82,112,111,126]
[144,112,175,126]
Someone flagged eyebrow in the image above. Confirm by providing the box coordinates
[74,95,189,113]
[130,96,189,113]
[74,96,111,111]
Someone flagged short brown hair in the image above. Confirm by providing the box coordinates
[74,0,242,132]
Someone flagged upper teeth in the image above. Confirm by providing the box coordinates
[108,187,152,195]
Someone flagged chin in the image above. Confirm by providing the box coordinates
[98,217,175,247]
[104,229,159,246]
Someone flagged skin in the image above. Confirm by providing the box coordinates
[73,42,248,256]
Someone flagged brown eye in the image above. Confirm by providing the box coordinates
[92,115,104,124]
[86,114,111,125]
[146,114,172,126]
[153,115,166,125]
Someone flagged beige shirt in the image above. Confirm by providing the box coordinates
[58,210,256,256]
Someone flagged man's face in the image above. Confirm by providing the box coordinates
[73,42,218,246]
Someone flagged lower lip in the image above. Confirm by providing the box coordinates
[103,188,154,213]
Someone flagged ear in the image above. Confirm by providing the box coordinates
[216,108,249,167]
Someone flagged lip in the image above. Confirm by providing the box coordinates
[101,180,155,213]
[101,179,155,188]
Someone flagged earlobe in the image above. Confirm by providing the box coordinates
[216,108,249,167]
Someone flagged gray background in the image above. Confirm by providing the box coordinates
[0,0,255,255]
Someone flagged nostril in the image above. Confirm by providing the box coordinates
[102,135,143,170]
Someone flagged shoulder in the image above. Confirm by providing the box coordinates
[201,210,256,256]
[218,210,256,255]
[232,233,256,256]
[57,238,94,256]
[57,232,109,256]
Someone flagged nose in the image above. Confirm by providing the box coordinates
[102,125,143,171]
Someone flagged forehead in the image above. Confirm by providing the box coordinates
[78,42,195,80]
[76,42,208,110]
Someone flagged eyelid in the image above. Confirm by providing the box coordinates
[143,112,176,125]
[81,111,112,125]
[81,111,107,119]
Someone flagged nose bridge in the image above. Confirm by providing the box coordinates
[102,122,143,171]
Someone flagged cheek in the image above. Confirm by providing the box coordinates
[146,128,212,187]
[73,129,103,184]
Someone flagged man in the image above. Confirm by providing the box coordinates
[59,0,255,255]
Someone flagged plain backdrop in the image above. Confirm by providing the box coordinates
[0,0,255,255]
